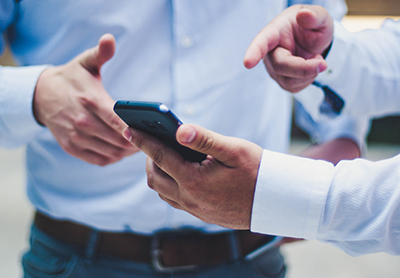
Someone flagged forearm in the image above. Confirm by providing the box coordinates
[317,155,400,256]
[299,137,360,165]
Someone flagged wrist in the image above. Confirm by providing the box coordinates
[33,67,54,126]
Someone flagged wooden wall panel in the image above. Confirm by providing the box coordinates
[347,0,400,15]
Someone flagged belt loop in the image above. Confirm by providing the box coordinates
[84,229,100,263]
[228,231,241,261]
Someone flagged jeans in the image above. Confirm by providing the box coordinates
[22,224,286,278]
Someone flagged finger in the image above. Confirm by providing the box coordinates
[279,76,317,93]
[296,7,334,54]
[264,59,322,93]
[176,124,258,167]
[124,127,190,179]
[266,47,326,79]
[146,158,180,201]
[68,97,137,152]
[71,131,138,160]
[243,23,281,69]
[62,143,117,166]
[74,33,132,147]
[296,6,331,31]
[158,194,184,211]
[78,33,116,77]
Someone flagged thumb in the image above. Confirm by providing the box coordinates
[78,33,116,77]
[296,6,332,31]
[177,124,251,166]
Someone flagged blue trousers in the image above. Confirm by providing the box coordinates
[22,224,286,278]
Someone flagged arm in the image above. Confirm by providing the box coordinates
[0,0,46,147]
[125,124,400,256]
[244,4,400,119]
[253,149,400,256]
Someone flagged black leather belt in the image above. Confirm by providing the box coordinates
[34,211,277,272]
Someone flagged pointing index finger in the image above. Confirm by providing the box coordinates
[243,24,281,69]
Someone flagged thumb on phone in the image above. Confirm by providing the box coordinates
[177,124,262,168]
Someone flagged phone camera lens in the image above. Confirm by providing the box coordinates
[154,121,167,131]
[142,120,158,130]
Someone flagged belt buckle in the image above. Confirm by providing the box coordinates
[151,229,198,273]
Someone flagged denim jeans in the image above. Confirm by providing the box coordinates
[22,224,286,278]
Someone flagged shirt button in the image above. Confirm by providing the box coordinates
[180,36,194,48]
[182,105,196,117]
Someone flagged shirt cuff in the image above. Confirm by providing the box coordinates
[0,65,49,147]
[251,149,334,239]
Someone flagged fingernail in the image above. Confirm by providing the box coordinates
[180,126,196,143]
[123,128,132,141]
[317,63,325,74]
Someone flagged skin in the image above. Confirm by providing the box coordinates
[33,34,139,166]
[243,5,334,93]
[123,124,360,230]
[121,5,360,231]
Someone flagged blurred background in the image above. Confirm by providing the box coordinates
[1,1,400,277]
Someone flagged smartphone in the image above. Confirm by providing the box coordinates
[114,101,206,163]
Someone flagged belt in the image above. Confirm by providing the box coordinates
[34,211,277,272]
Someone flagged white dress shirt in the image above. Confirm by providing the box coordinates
[252,19,400,256]
[0,0,357,234]
[299,19,400,120]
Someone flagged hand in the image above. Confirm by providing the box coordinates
[244,5,334,92]
[123,124,263,229]
[33,34,139,166]
[299,137,361,165]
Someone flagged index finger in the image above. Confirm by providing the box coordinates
[265,46,327,78]
[123,127,190,179]
[243,23,281,69]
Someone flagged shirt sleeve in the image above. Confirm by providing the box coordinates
[0,65,49,147]
[0,1,49,147]
[251,149,400,256]
[316,19,400,119]
[251,149,334,239]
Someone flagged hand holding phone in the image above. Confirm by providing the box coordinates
[114,101,206,163]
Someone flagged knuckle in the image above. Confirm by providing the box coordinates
[78,95,98,110]
[61,141,75,154]
[147,173,155,190]
[73,114,92,129]
[111,148,126,161]
[151,148,165,166]
[196,134,215,153]
[181,198,199,212]
[69,130,82,143]
[299,67,317,79]
[97,158,111,166]
[108,114,124,130]
[281,77,297,92]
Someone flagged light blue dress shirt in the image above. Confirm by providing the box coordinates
[0,0,357,234]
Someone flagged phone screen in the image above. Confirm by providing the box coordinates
[114,101,206,163]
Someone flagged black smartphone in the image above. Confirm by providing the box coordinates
[114,101,206,163]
